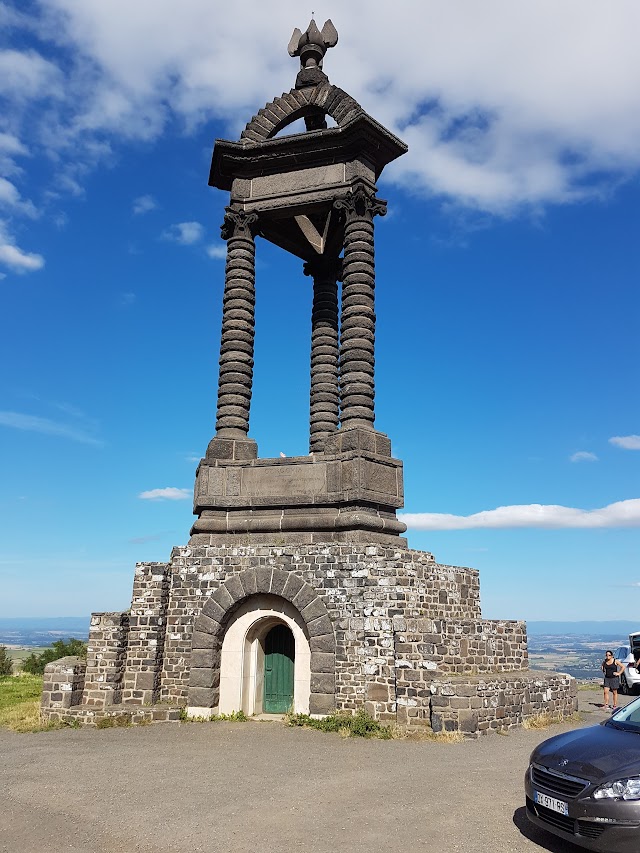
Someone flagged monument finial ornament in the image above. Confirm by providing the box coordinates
[288,19,338,88]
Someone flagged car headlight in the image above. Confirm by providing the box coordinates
[593,778,640,800]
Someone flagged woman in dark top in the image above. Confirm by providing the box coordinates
[602,650,624,711]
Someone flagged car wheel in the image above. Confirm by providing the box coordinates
[620,673,629,695]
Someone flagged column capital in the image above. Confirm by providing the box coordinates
[303,256,343,281]
[220,208,258,241]
[334,182,387,220]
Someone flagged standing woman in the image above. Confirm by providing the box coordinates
[602,650,624,711]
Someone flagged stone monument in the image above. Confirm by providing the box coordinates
[42,21,576,735]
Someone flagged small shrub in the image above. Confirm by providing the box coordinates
[0,646,13,677]
[285,710,393,739]
[22,639,87,676]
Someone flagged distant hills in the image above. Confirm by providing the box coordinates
[0,616,90,647]
[1,617,638,648]
[527,621,639,636]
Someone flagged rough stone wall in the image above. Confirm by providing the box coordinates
[122,562,170,704]
[82,612,129,707]
[159,542,481,705]
[41,656,86,712]
[39,541,576,736]
[393,671,577,737]
[393,617,528,676]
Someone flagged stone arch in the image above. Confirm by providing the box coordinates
[218,596,310,716]
[187,568,335,716]
[240,84,363,143]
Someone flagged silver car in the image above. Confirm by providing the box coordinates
[525,695,640,851]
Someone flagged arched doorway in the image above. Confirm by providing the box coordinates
[218,594,311,716]
[263,624,295,713]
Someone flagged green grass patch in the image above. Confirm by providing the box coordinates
[0,674,43,710]
[285,710,394,739]
[0,674,62,732]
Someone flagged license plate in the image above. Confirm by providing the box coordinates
[534,791,569,815]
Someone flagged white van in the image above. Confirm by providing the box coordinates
[614,631,640,694]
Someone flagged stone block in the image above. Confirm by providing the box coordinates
[310,672,335,694]
[239,569,257,596]
[255,566,272,593]
[282,572,305,602]
[194,613,221,636]
[189,668,216,689]
[366,683,389,702]
[293,583,317,611]
[190,648,217,669]
[201,599,226,624]
[307,615,333,637]
[212,585,234,610]
[270,569,288,596]
[188,686,217,707]
[135,672,156,691]
[301,598,328,623]
[191,630,217,650]
[458,711,479,734]
[310,652,335,673]
[309,693,335,715]
[309,633,335,653]
[224,573,245,603]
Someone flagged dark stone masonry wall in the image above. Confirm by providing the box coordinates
[397,672,578,738]
[158,543,483,705]
[41,541,577,735]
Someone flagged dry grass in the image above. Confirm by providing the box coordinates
[522,710,581,730]
[402,728,465,743]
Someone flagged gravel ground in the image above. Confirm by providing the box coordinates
[0,687,630,853]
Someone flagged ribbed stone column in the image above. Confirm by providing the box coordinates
[304,258,341,453]
[215,208,258,438]
[335,184,386,429]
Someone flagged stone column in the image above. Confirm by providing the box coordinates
[335,184,386,429]
[82,612,130,707]
[214,208,258,439]
[121,562,169,705]
[304,257,341,453]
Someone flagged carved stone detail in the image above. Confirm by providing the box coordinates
[334,184,387,429]
[304,258,342,452]
[215,209,258,437]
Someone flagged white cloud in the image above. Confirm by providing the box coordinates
[206,243,226,260]
[0,177,38,217]
[610,435,640,450]
[401,498,640,530]
[132,194,158,215]
[163,221,204,245]
[0,411,102,446]
[138,487,191,501]
[570,451,598,463]
[14,0,636,215]
[0,133,28,157]
[0,223,44,273]
[0,48,62,101]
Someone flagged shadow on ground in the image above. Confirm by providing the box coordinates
[513,807,583,852]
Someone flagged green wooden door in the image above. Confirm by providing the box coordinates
[263,624,295,714]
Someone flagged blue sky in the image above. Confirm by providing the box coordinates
[1,1,638,621]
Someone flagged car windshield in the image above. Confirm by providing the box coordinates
[607,696,640,733]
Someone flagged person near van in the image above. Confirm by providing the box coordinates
[602,650,624,710]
